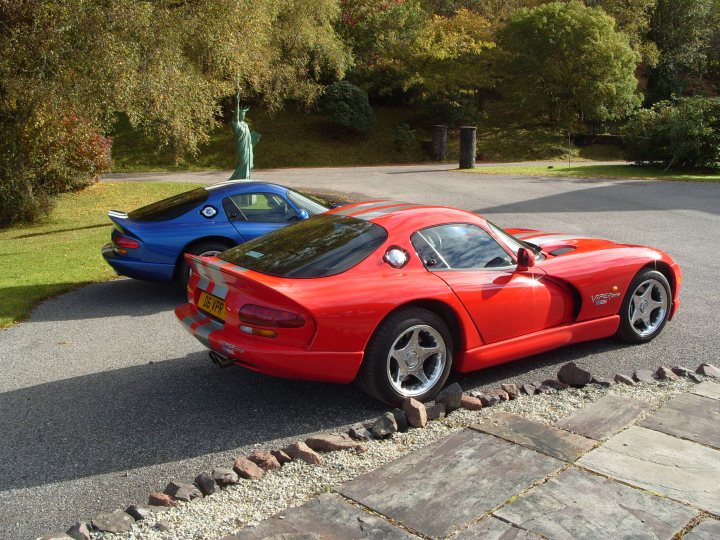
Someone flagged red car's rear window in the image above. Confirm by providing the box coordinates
[219,214,387,278]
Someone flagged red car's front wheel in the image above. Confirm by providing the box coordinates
[616,269,672,344]
[357,307,453,406]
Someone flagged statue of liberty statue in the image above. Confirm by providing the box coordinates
[229,91,260,180]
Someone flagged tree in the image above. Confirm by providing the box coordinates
[495,1,641,130]
[337,0,428,98]
[646,0,713,103]
[403,8,495,122]
[338,2,495,121]
[0,0,350,225]
[708,1,720,93]
[585,0,658,64]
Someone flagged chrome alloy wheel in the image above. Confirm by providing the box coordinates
[198,249,222,258]
[386,324,447,397]
[628,278,669,337]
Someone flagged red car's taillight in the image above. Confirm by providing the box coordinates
[238,304,305,328]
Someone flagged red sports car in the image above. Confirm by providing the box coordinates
[176,201,681,405]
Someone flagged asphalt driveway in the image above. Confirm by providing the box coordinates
[1,164,718,539]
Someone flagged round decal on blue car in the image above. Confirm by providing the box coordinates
[200,205,218,218]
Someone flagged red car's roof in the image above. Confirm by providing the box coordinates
[330,200,486,232]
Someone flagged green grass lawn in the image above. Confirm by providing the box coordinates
[0,181,200,328]
[466,163,720,182]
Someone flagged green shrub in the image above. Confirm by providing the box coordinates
[0,170,54,226]
[392,123,416,151]
[322,81,377,134]
[0,113,111,227]
[621,97,720,170]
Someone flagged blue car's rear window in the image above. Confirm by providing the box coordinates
[219,214,387,278]
[128,188,208,222]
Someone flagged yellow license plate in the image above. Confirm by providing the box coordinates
[198,291,226,321]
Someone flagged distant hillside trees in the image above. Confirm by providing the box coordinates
[646,0,715,103]
[496,2,641,130]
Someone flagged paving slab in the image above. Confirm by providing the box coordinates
[495,467,697,540]
[638,392,720,449]
[225,493,417,539]
[691,380,720,400]
[578,426,720,514]
[454,516,542,539]
[471,411,596,462]
[555,394,652,440]
[684,518,720,540]
[338,429,563,539]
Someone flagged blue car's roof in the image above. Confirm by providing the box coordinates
[204,180,289,197]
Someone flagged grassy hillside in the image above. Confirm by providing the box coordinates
[111,107,430,172]
[110,102,622,172]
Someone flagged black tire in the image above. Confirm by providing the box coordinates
[178,240,233,287]
[616,269,672,344]
[356,307,453,406]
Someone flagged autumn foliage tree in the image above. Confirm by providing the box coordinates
[0,0,350,225]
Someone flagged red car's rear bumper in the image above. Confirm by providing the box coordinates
[175,303,364,383]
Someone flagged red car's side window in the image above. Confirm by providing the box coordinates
[411,223,514,270]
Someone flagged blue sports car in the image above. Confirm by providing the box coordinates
[102,181,329,284]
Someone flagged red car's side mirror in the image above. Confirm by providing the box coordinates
[517,247,536,270]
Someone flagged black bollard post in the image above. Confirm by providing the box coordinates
[431,125,447,161]
[459,126,477,169]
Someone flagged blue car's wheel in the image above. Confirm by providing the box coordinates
[179,240,234,287]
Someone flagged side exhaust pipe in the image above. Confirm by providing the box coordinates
[209,351,235,369]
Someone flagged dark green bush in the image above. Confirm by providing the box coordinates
[621,97,720,170]
[0,113,111,227]
[392,123,416,151]
[322,81,376,134]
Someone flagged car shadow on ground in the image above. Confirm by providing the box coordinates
[0,350,384,492]
[453,338,624,390]
[25,278,187,323]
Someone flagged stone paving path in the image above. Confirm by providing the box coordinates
[224,381,720,540]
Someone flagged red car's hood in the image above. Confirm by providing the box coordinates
[506,228,620,255]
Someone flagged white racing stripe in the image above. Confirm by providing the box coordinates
[333,200,393,216]
[520,234,596,244]
[359,204,418,219]
[194,319,222,347]
[193,261,232,300]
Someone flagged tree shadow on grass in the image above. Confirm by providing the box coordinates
[13,223,109,240]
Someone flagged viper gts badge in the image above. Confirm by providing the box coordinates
[591,291,621,305]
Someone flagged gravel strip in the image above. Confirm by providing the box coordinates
[92,376,701,540]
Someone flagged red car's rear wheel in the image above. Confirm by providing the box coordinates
[357,307,453,406]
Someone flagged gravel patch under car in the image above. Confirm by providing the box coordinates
[85,371,704,540]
